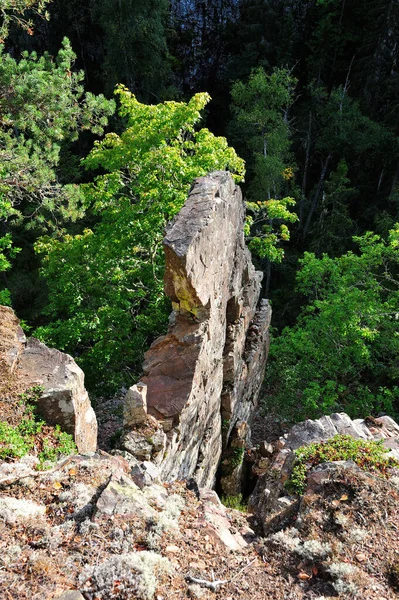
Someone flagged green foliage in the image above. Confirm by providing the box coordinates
[36,89,244,391]
[0,232,19,302]
[231,446,245,468]
[230,67,297,200]
[245,196,298,262]
[0,38,115,228]
[91,0,172,100]
[265,225,399,421]
[0,37,115,305]
[229,67,298,269]
[0,0,50,40]
[220,494,247,512]
[287,434,399,495]
[309,160,356,256]
[0,385,77,465]
[37,425,77,468]
[0,421,33,458]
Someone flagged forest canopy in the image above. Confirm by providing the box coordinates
[1,0,398,418]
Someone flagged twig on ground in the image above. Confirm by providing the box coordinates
[186,575,229,591]
[0,455,79,487]
[186,557,257,591]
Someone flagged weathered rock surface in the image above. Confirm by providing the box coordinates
[0,306,26,376]
[0,306,97,454]
[249,412,399,534]
[122,172,271,490]
[199,489,249,551]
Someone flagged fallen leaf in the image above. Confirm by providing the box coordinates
[53,481,62,490]
[312,566,318,576]
[340,494,349,501]
[298,571,311,580]
[69,468,77,476]
[331,499,340,507]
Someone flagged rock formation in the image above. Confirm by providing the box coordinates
[120,172,271,489]
[0,305,97,454]
[249,412,399,534]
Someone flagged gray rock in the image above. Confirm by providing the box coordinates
[18,338,97,454]
[0,307,97,454]
[130,462,160,489]
[199,487,248,551]
[250,411,399,534]
[123,383,148,426]
[120,424,166,462]
[56,592,85,600]
[124,172,271,490]
[0,305,26,374]
[95,473,157,520]
[259,441,274,457]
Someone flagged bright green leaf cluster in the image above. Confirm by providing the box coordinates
[36,89,244,391]
[265,225,399,421]
[245,196,298,262]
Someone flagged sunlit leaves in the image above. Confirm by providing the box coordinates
[265,226,399,421]
[36,90,244,391]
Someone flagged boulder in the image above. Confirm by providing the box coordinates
[123,172,271,490]
[123,383,148,426]
[0,306,97,454]
[199,489,248,551]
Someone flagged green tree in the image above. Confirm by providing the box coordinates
[265,225,399,422]
[0,38,115,226]
[229,66,298,292]
[0,0,50,40]
[35,88,245,391]
[0,37,115,309]
[229,66,296,200]
[309,159,356,256]
[92,0,172,100]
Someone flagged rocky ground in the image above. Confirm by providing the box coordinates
[1,417,399,600]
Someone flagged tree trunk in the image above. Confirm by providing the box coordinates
[302,153,332,240]
[300,110,312,225]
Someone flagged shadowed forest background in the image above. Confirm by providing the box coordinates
[1,0,398,422]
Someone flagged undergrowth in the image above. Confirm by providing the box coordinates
[0,385,77,468]
[287,434,399,495]
[221,493,247,512]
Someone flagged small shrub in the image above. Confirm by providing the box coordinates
[231,447,245,467]
[268,530,331,561]
[327,562,360,596]
[146,494,185,549]
[0,386,77,467]
[287,434,399,495]
[295,539,332,561]
[0,421,33,459]
[268,528,301,551]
